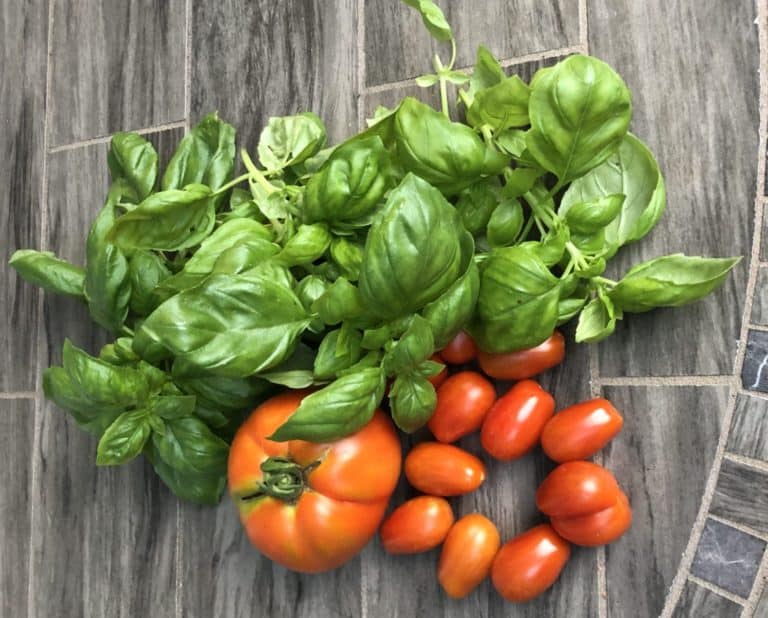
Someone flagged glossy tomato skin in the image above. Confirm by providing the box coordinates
[480,380,555,461]
[405,442,486,496]
[551,491,632,546]
[428,353,449,389]
[228,392,401,573]
[541,398,623,462]
[428,371,496,443]
[491,524,571,603]
[477,331,565,381]
[380,496,454,554]
[536,461,620,518]
[440,331,478,365]
[439,513,501,598]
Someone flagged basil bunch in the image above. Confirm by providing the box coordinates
[9,2,739,505]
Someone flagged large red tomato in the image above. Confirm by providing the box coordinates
[228,392,401,573]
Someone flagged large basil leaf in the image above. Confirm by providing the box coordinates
[609,254,740,313]
[138,273,310,377]
[108,133,158,201]
[128,251,171,316]
[162,112,236,207]
[151,415,229,475]
[96,409,152,466]
[560,133,666,255]
[314,326,363,379]
[359,174,472,319]
[394,98,509,195]
[269,367,385,441]
[144,440,226,505]
[421,260,480,348]
[466,76,530,131]
[389,374,437,433]
[258,113,326,171]
[109,185,216,252]
[526,55,632,183]
[303,135,393,227]
[9,250,85,299]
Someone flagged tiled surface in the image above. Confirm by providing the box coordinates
[756,581,768,617]
[3,1,768,617]
[761,202,768,261]
[753,266,768,325]
[691,518,765,598]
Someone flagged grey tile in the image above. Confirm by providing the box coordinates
[0,399,34,618]
[743,330,768,393]
[49,0,185,146]
[753,266,768,326]
[1,0,47,391]
[602,385,728,618]
[191,0,359,156]
[590,0,758,376]
[691,518,764,599]
[756,581,768,618]
[727,395,768,461]
[364,0,579,86]
[710,459,768,535]
[672,581,742,618]
[761,202,768,262]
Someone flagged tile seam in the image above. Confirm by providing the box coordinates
[578,0,589,51]
[0,392,37,399]
[47,120,188,154]
[723,451,768,473]
[598,375,736,387]
[706,512,768,543]
[184,0,192,133]
[686,574,748,606]
[747,323,768,332]
[661,0,768,613]
[741,548,768,617]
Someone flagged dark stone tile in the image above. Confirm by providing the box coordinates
[743,330,768,393]
[710,459,768,535]
[49,0,185,146]
[727,395,768,461]
[690,518,765,599]
[1,0,47,391]
[364,0,579,86]
[590,0,757,376]
[0,399,34,618]
[753,266,768,325]
[602,385,728,618]
[672,581,742,618]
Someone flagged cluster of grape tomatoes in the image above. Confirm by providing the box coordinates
[380,330,631,602]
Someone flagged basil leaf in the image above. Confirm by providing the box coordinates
[144,439,226,505]
[258,112,326,171]
[465,45,506,104]
[109,185,216,252]
[562,194,624,235]
[557,295,588,325]
[314,326,363,379]
[127,251,171,316]
[403,0,452,42]
[526,55,632,183]
[575,295,617,343]
[174,371,270,410]
[84,184,131,332]
[560,133,666,256]
[422,260,480,348]
[152,415,229,476]
[390,374,437,433]
[466,75,530,131]
[99,337,139,366]
[455,180,499,235]
[487,198,524,247]
[503,167,542,199]
[312,278,365,325]
[162,112,236,207]
[494,128,541,168]
[108,133,158,201]
[383,315,434,376]
[148,395,197,420]
[296,274,329,333]
[96,409,151,466]
[269,367,385,441]
[138,273,310,377]
[9,250,85,299]
[274,224,331,267]
[330,237,365,281]
[257,342,316,388]
[609,254,741,313]
[359,174,471,319]
[394,98,509,195]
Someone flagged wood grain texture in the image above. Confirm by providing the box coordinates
[190,0,359,155]
[0,0,47,391]
[363,0,578,86]
[761,202,768,261]
[752,266,768,325]
[671,581,742,618]
[0,399,34,618]
[726,395,768,461]
[601,385,728,618]
[709,459,768,535]
[589,0,758,376]
[756,581,768,618]
[49,0,185,147]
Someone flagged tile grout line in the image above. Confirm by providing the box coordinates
[27,0,56,617]
[598,375,737,387]
[707,512,768,543]
[723,451,768,474]
[742,548,768,617]
[0,392,37,399]
[748,322,768,332]
[47,120,188,154]
[686,574,747,606]
[183,0,192,133]
[661,0,768,614]
[578,0,589,52]
[740,387,768,401]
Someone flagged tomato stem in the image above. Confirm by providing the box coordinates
[239,456,318,503]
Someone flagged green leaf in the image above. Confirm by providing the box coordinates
[296,274,329,333]
[404,0,453,42]
[466,45,506,103]
[127,250,171,316]
[108,133,158,201]
[258,113,327,171]
[503,167,543,199]
[109,185,216,252]
[557,295,588,325]
[314,326,363,379]
[390,374,437,432]
[575,295,616,343]
[383,315,435,376]
[148,395,197,420]
[609,254,741,313]
[526,55,632,183]
[421,260,480,348]
[466,76,530,131]
[9,250,85,299]
[138,273,310,377]
[562,194,625,235]
[312,277,366,325]
[269,367,386,441]
[330,237,365,281]
[151,415,229,476]
[359,174,473,319]
[96,409,151,466]
[394,98,509,195]
[455,180,500,235]
[144,439,226,505]
[487,198,524,247]
[416,74,439,87]
[494,128,542,168]
[162,112,236,207]
[257,343,316,388]
[274,224,331,267]
[560,133,666,256]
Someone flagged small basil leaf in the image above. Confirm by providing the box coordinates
[258,112,327,171]
[96,409,152,466]
[336,350,384,377]
[575,256,607,279]
[562,194,625,234]
[465,45,505,103]
[257,342,317,388]
[296,275,329,333]
[414,359,445,378]
[415,74,439,87]
[330,237,365,281]
[144,439,226,505]
[274,224,331,267]
[312,278,365,325]
[127,251,171,316]
[487,198,524,247]
[404,0,452,42]
[151,415,229,476]
[9,250,85,299]
[557,295,588,325]
[455,180,499,235]
[137,361,168,393]
[148,395,197,420]
[361,324,393,351]
[108,133,158,201]
[575,295,617,343]
[421,260,480,349]
[314,326,363,379]
[466,75,530,131]
[383,315,434,376]
[269,367,385,441]
[502,167,543,199]
[390,374,437,433]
